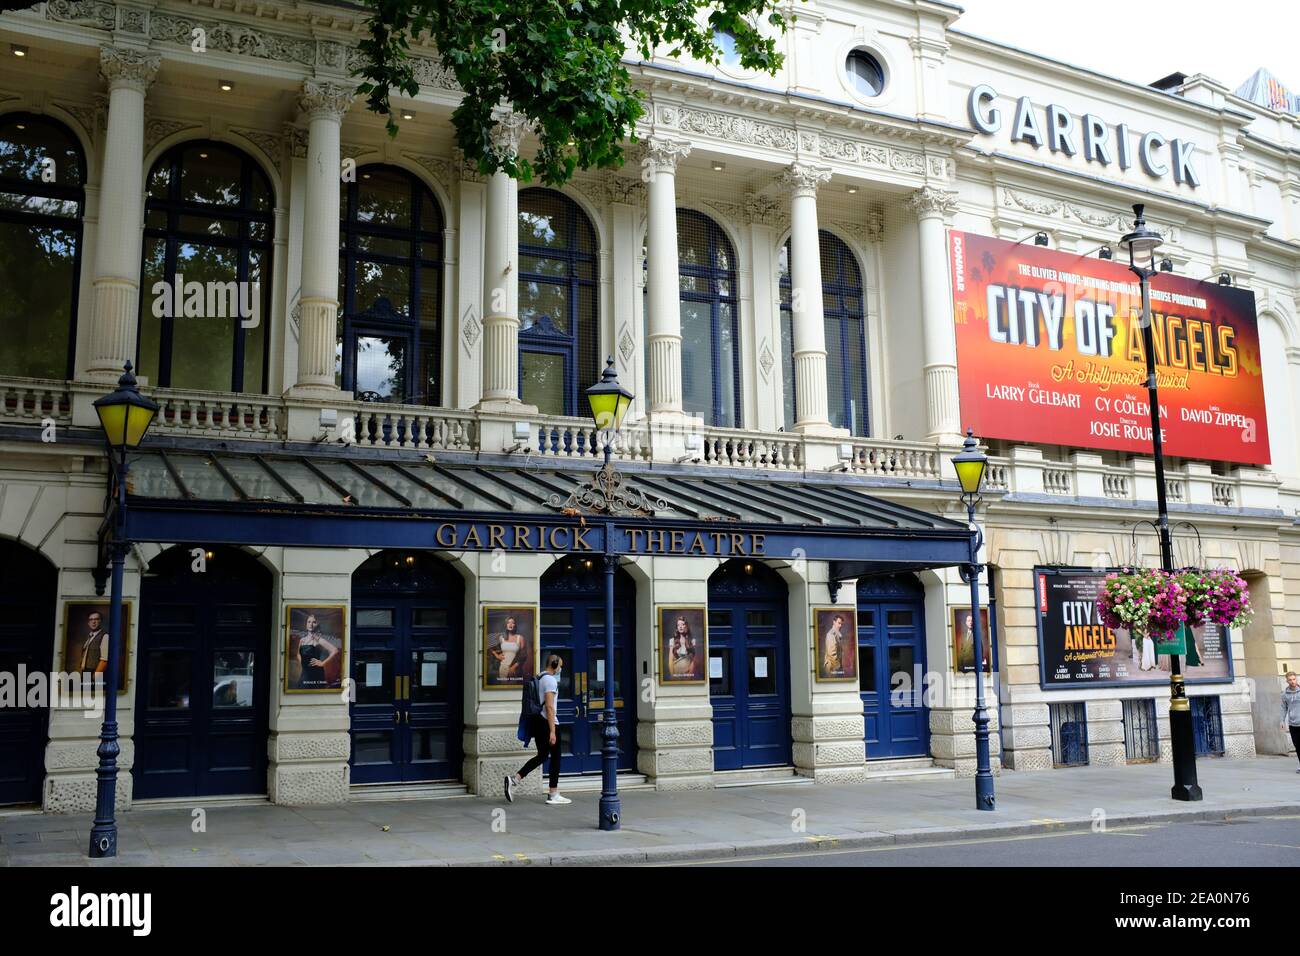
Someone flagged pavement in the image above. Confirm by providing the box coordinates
[2,756,1298,867]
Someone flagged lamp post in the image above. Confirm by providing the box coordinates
[1117,204,1203,802]
[88,362,159,857]
[951,430,995,811]
[585,357,633,831]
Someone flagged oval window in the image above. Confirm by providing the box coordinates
[846,49,886,97]
[714,28,741,67]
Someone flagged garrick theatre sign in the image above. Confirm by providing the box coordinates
[432,522,770,558]
[966,84,1201,188]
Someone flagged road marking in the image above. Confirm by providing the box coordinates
[653,825,1164,866]
[1233,841,1300,850]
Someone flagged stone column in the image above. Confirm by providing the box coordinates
[781,162,834,433]
[908,187,962,444]
[644,136,691,416]
[84,47,159,382]
[478,108,531,408]
[291,80,353,394]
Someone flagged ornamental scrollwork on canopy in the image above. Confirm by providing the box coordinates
[548,465,667,518]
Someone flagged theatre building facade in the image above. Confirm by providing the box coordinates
[1,0,1298,811]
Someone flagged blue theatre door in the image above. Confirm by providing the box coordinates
[0,540,56,805]
[134,547,271,799]
[350,552,463,784]
[539,560,636,775]
[708,560,791,770]
[857,574,929,759]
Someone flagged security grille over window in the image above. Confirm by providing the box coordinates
[1121,698,1159,762]
[518,188,599,417]
[0,113,84,380]
[673,209,740,428]
[779,230,870,435]
[1049,701,1089,767]
[1191,695,1225,756]
[338,165,443,405]
[139,141,274,393]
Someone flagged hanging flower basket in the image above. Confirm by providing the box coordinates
[1178,567,1253,631]
[1097,567,1188,644]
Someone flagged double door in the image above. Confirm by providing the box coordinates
[0,542,54,805]
[708,603,791,770]
[350,598,460,783]
[857,601,929,759]
[134,552,271,799]
[539,599,635,775]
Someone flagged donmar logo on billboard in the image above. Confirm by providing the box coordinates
[948,230,1270,465]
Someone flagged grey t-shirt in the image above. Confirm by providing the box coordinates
[538,672,559,717]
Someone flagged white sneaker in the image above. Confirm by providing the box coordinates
[504,775,517,803]
[545,793,572,805]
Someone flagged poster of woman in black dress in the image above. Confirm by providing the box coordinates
[285,605,345,692]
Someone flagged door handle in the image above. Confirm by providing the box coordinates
[394,676,402,700]
[402,675,410,700]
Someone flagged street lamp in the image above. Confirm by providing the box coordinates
[88,362,158,857]
[585,357,632,831]
[951,429,995,811]
[1117,204,1203,802]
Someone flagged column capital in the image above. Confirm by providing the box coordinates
[645,136,691,174]
[99,46,160,94]
[780,161,832,198]
[488,106,533,161]
[298,80,354,123]
[907,186,959,219]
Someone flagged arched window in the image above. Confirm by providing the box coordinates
[139,141,273,393]
[677,209,740,428]
[518,188,598,416]
[0,113,85,379]
[338,165,443,404]
[779,231,869,435]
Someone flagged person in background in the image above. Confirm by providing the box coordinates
[1281,670,1300,773]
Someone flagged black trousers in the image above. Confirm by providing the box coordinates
[518,716,561,790]
[1290,725,1300,766]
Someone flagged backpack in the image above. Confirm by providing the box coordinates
[520,675,544,720]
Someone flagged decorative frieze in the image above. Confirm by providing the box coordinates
[47,0,116,30]
[151,13,316,65]
[1002,188,1182,243]
[658,103,797,152]
[345,46,459,92]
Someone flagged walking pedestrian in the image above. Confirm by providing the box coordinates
[1281,670,1300,773]
[505,654,570,804]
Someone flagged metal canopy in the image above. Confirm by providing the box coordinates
[122,450,971,568]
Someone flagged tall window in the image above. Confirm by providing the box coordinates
[0,113,84,379]
[677,209,740,428]
[339,165,443,404]
[139,142,273,393]
[518,188,598,416]
[780,230,870,435]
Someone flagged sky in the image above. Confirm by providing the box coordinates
[950,0,1300,94]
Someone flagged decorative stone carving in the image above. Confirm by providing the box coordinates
[117,5,147,34]
[99,46,160,93]
[58,96,108,137]
[488,106,532,161]
[345,47,460,92]
[928,156,947,179]
[151,14,316,65]
[758,341,775,381]
[618,324,635,364]
[668,105,798,152]
[744,193,787,228]
[144,118,200,153]
[1062,202,1121,229]
[1002,187,1062,217]
[340,141,377,162]
[907,186,959,218]
[461,305,481,351]
[47,0,116,30]
[298,80,354,122]
[231,127,286,163]
[645,135,691,173]
[603,175,645,206]
[889,150,926,173]
[284,124,309,160]
[316,40,348,71]
[780,161,832,197]
[404,153,457,191]
[452,146,485,183]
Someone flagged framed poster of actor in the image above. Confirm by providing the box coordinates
[482,605,537,689]
[284,605,345,692]
[813,607,857,682]
[658,606,707,684]
[952,607,992,674]
[63,601,132,693]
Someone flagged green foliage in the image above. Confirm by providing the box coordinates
[355,0,791,185]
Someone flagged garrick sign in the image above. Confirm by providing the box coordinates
[432,522,767,557]
[967,84,1201,188]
